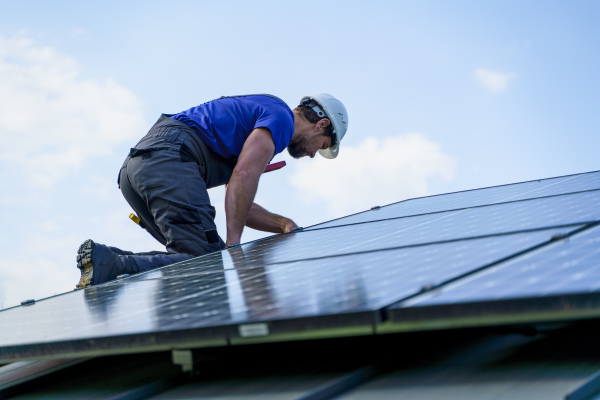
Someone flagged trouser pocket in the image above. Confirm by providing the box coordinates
[165,202,222,256]
[127,147,182,193]
[129,146,175,159]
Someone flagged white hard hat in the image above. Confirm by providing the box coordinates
[300,93,348,159]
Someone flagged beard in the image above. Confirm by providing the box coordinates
[287,136,308,159]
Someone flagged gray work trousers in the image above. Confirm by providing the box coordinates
[116,115,236,273]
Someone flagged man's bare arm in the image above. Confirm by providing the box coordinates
[225,128,275,247]
[246,203,298,233]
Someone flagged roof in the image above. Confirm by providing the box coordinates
[1,170,600,399]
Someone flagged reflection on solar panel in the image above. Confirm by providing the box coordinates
[0,170,599,362]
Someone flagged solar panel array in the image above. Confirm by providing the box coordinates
[0,171,599,362]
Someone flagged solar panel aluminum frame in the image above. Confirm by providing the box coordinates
[0,309,381,363]
[0,325,229,363]
[380,291,600,334]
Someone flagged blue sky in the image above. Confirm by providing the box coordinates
[0,0,598,308]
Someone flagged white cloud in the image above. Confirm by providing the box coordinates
[0,36,151,308]
[0,35,146,188]
[290,133,457,216]
[474,68,517,92]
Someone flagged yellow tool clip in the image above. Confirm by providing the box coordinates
[129,213,147,230]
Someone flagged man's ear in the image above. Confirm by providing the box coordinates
[316,118,331,133]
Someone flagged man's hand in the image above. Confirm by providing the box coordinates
[281,218,299,233]
[246,203,298,233]
[225,128,275,247]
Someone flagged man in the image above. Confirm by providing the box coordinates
[75,93,348,289]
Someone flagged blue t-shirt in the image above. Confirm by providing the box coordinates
[170,95,294,159]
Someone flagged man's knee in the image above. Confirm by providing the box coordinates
[163,203,222,256]
[168,225,221,256]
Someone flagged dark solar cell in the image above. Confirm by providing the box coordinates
[309,171,600,230]
[0,226,581,349]
[398,224,600,307]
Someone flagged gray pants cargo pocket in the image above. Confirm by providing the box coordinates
[166,202,221,256]
[127,147,181,194]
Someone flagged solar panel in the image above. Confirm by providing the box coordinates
[309,171,600,230]
[387,224,600,330]
[0,226,579,360]
[400,224,600,305]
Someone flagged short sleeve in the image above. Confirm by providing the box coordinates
[254,103,295,155]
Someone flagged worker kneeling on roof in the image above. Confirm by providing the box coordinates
[75,94,349,288]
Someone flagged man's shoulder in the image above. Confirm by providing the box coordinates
[223,94,291,111]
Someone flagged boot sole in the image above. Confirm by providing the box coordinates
[75,239,94,289]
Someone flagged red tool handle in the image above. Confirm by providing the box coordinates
[212,161,287,189]
[263,161,286,173]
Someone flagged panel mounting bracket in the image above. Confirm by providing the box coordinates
[171,349,194,373]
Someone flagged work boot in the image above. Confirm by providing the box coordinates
[75,239,137,289]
